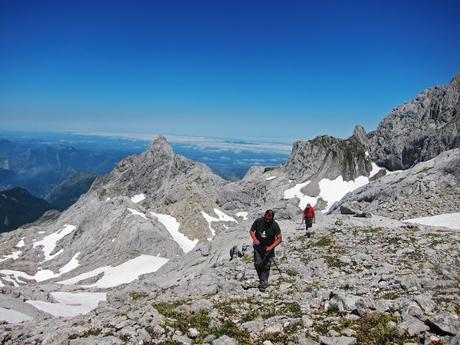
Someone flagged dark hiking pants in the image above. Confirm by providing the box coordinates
[305,219,313,237]
[253,246,274,287]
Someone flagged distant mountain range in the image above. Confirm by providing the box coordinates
[0,187,52,233]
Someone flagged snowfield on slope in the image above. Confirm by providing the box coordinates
[58,254,168,288]
[405,212,460,230]
[284,162,381,212]
[27,292,106,318]
[151,212,199,253]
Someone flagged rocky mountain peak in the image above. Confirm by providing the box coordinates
[282,134,371,182]
[352,124,368,147]
[147,135,174,157]
[449,72,460,88]
[368,74,460,170]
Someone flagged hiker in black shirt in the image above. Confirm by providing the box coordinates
[249,209,282,291]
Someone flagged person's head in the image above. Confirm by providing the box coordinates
[264,209,274,224]
[306,203,311,208]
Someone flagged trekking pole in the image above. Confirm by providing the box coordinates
[273,258,301,292]
[272,258,286,281]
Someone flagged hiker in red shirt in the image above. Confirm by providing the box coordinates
[303,203,316,237]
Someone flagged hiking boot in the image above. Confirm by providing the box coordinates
[258,282,268,291]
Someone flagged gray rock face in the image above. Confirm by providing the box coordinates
[329,148,460,219]
[282,135,372,182]
[369,73,460,170]
[92,135,227,240]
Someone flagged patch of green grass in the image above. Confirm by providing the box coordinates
[323,255,344,268]
[163,341,181,345]
[153,300,184,318]
[68,328,101,339]
[215,301,238,318]
[241,309,260,323]
[355,312,405,345]
[261,305,277,319]
[119,333,131,342]
[280,302,302,318]
[160,309,212,339]
[213,320,252,345]
[241,255,253,264]
[129,291,148,300]
[361,227,384,233]
[257,332,291,344]
[311,236,333,247]
[215,297,251,318]
[300,255,311,266]
[286,269,299,277]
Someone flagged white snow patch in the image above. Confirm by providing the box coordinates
[0,252,81,286]
[0,250,22,263]
[0,239,25,263]
[236,212,248,220]
[27,292,106,318]
[128,208,148,220]
[150,212,198,253]
[213,208,237,223]
[201,208,238,240]
[33,224,77,262]
[131,194,145,203]
[283,173,373,213]
[265,176,277,181]
[60,252,80,274]
[58,255,169,288]
[106,197,111,201]
[201,211,218,240]
[284,181,310,200]
[0,307,33,323]
[316,175,370,212]
[404,213,460,230]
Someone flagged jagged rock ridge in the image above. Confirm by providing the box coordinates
[368,73,460,170]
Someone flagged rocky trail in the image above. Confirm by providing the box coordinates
[2,214,458,345]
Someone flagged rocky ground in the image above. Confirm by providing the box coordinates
[330,149,460,220]
[1,214,459,345]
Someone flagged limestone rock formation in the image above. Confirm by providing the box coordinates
[329,148,460,220]
[282,135,372,182]
[368,73,460,170]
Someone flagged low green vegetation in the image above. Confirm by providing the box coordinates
[68,328,101,339]
[213,320,252,345]
[280,302,302,318]
[311,236,333,247]
[129,291,148,300]
[286,268,299,276]
[355,313,403,345]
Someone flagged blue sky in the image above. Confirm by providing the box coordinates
[1,0,459,142]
